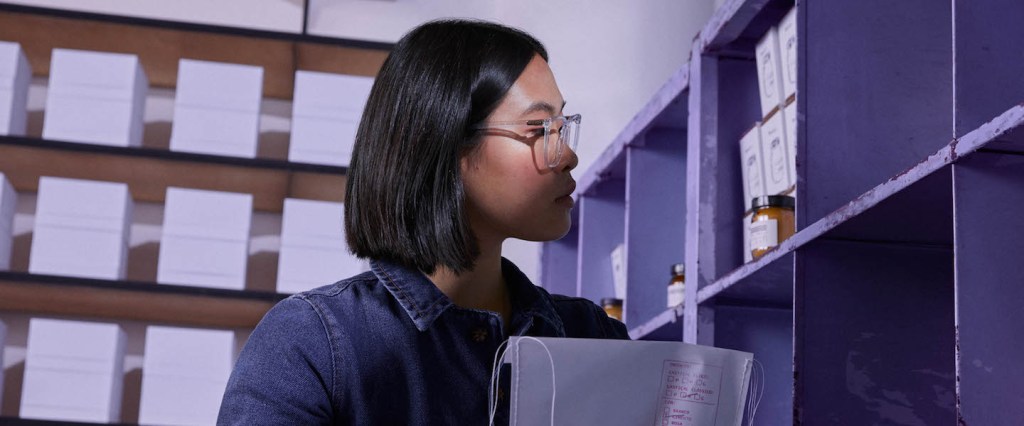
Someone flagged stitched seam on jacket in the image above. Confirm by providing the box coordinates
[295,294,341,410]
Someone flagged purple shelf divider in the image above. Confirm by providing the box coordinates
[952,152,1024,423]
[623,129,687,328]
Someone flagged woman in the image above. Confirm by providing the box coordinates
[218,19,628,425]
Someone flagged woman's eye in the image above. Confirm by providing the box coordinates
[528,128,546,138]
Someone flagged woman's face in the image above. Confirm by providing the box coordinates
[461,54,579,246]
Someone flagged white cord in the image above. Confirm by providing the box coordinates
[488,340,510,426]
[745,358,765,426]
[488,337,557,426]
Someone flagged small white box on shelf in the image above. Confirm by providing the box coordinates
[0,172,17,270]
[139,326,235,426]
[42,48,148,147]
[290,71,374,167]
[783,100,798,189]
[277,198,364,293]
[760,110,791,195]
[170,59,263,158]
[29,177,133,280]
[0,41,31,136]
[778,7,798,102]
[21,318,126,423]
[755,27,785,118]
[739,124,766,212]
[158,187,252,290]
[609,243,626,300]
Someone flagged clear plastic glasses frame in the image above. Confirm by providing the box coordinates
[473,114,581,169]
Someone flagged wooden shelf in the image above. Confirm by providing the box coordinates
[0,271,287,329]
[627,305,683,341]
[0,136,346,212]
[0,4,392,100]
[0,416,128,426]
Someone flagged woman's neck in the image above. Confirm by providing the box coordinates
[427,238,511,329]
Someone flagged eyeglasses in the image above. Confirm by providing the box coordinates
[473,114,581,169]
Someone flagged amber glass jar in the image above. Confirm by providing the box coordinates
[601,298,623,321]
[667,263,685,308]
[750,195,795,259]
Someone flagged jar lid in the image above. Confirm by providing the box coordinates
[671,263,685,276]
[601,297,622,307]
[752,195,795,210]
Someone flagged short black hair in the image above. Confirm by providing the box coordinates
[344,19,548,275]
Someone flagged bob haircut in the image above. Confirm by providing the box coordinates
[344,19,548,275]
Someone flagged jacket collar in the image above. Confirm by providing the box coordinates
[370,258,565,335]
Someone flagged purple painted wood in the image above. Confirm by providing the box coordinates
[627,305,683,341]
[952,152,1024,423]
[575,180,625,305]
[953,104,1024,159]
[713,305,793,426]
[795,240,955,424]
[699,0,776,51]
[623,129,687,328]
[801,0,952,229]
[539,221,578,297]
[954,0,1024,138]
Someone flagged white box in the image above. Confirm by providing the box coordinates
[755,27,785,118]
[783,100,798,188]
[158,187,252,289]
[170,59,263,158]
[29,177,132,280]
[739,124,766,212]
[0,41,31,136]
[42,48,148,147]
[778,7,798,102]
[0,172,17,270]
[760,111,791,195]
[277,198,364,293]
[609,243,626,300]
[139,326,234,426]
[21,318,125,423]
[290,71,374,167]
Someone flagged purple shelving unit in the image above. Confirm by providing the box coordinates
[542,0,1024,423]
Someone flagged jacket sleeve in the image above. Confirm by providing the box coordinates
[218,296,336,425]
[550,294,631,340]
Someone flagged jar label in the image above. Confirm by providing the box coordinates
[667,283,686,308]
[750,219,779,250]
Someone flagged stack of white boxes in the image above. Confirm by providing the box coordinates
[170,59,264,158]
[139,326,235,425]
[20,318,126,423]
[741,6,798,263]
[42,48,148,147]
[289,71,374,167]
[0,40,31,136]
[158,187,252,290]
[29,177,133,279]
[0,172,16,270]
[277,198,364,293]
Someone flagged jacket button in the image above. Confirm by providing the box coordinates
[471,328,488,342]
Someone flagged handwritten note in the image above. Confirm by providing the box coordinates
[656,360,724,426]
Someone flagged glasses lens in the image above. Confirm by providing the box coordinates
[544,115,580,169]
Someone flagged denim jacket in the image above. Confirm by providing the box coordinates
[218,257,628,425]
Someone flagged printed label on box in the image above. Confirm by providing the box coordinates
[749,219,779,251]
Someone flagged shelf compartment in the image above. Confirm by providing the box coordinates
[0,136,345,213]
[800,0,952,229]
[0,271,286,328]
[794,239,955,423]
[575,179,625,306]
[0,6,390,100]
[952,151,1024,422]
[627,305,683,341]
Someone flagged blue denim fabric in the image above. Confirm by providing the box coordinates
[218,257,628,425]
